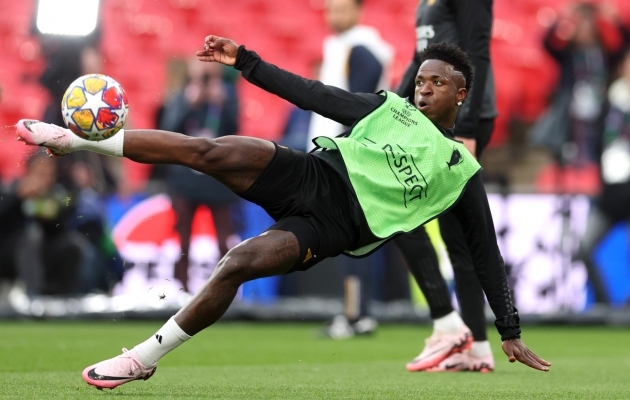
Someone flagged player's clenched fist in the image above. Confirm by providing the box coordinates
[196,35,239,66]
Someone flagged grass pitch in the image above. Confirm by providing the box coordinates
[0,321,628,399]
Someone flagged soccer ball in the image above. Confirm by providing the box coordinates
[61,74,129,141]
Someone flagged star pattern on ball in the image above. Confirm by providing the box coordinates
[81,90,111,121]
[61,74,129,141]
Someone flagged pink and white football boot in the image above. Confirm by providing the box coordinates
[406,325,473,372]
[15,119,73,156]
[426,350,495,373]
[82,348,157,390]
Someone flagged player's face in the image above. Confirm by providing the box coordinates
[414,60,467,128]
[326,0,360,34]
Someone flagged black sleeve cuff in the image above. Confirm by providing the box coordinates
[495,309,521,341]
[234,45,260,72]
[234,45,247,70]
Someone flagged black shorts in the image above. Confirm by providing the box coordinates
[239,144,361,271]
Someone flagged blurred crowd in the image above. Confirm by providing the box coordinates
[0,0,629,309]
[533,2,630,306]
[532,1,630,192]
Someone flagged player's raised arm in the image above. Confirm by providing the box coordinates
[196,35,383,128]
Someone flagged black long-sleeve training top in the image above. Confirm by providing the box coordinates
[234,46,520,340]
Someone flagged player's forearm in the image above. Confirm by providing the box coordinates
[451,173,521,340]
[234,46,380,126]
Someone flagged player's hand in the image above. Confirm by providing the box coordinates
[502,338,551,372]
[196,35,239,66]
[455,136,476,159]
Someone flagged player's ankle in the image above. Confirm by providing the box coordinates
[133,317,191,366]
[71,129,125,157]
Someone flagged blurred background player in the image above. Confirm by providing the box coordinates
[156,59,241,292]
[395,0,498,372]
[530,1,628,195]
[308,0,394,339]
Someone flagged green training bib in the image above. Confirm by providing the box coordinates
[313,91,481,255]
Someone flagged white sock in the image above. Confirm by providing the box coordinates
[433,311,464,334]
[69,128,125,157]
[133,317,191,366]
[469,341,492,358]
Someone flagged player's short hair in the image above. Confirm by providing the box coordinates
[417,42,473,92]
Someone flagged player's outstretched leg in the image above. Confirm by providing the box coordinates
[81,230,300,390]
[15,119,275,194]
[15,120,303,390]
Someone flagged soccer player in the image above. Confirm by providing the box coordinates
[395,0,499,372]
[16,37,550,390]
